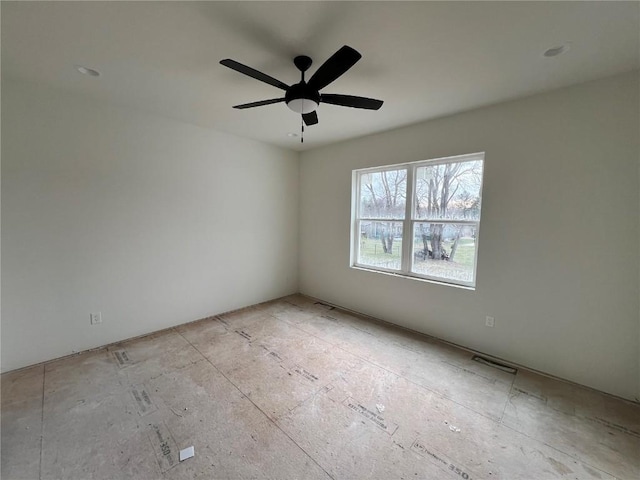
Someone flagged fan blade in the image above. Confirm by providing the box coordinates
[220,59,289,91]
[307,46,361,91]
[321,94,383,110]
[233,98,285,109]
[302,111,318,126]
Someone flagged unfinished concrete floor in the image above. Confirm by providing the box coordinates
[2,295,639,479]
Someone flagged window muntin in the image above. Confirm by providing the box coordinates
[352,153,484,288]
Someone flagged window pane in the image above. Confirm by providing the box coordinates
[359,169,407,219]
[358,221,403,270]
[412,222,477,283]
[415,160,483,220]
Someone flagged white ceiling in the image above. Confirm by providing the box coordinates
[2,1,638,151]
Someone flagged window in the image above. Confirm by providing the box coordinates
[352,153,484,288]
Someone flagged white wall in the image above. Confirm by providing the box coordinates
[1,80,299,372]
[299,72,640,401]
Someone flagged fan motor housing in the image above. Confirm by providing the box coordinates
[285,82,320,113]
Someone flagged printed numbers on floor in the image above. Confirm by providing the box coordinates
[449,464,472,480]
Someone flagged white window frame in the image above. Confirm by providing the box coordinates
[351,152,484,289]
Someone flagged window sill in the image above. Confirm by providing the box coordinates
[350,265,476,291]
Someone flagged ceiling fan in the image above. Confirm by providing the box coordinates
[220,45,383,138]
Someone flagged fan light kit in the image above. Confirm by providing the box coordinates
[287,98,318,114]
[220,45,383,142]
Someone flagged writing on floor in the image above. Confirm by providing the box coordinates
[217,316,230,327]
[588,416,640,438]
[412,439,478,480]
[344,398,398,435]
[112,349,133,367]
[131,385,156,416]
[268,351,283,362]
[235,330,252,341]
[147,422,178,472]
[292,365,319,383]
[512,387,546,402]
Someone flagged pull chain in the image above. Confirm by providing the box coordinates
[301,116,304,143]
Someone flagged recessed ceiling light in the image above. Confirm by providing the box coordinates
[543,44,570,58]
[287,132,298,138]
[75,65,101,77]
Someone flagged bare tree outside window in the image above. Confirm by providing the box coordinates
[414,160,482,271]
[357,169,406,271]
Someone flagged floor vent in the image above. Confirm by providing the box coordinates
[314,301,335,310]
[472,355,517,374]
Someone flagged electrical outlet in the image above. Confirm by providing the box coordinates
[485,316,495,327]
[90,312,102,325]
